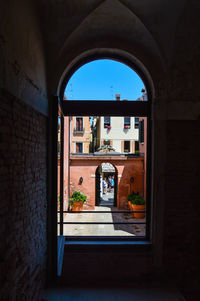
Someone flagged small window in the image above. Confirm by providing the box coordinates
[134,117,139,129]
[76,142,83,153]
[104,139,110,146]
[124,140,130,153]
[104,116,110,128]
[76,117,83,131]
[124,117,131,128]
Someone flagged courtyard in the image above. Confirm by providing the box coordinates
[63,190,146,237]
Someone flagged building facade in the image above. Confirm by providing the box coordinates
[70,116,92,153]
[96,116,140,153]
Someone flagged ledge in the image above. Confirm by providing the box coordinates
[64,239,152,253]
[65,240,151,246]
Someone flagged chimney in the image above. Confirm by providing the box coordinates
[115,94,120,101]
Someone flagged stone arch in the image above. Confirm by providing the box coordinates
[51,0,166,97]
[57,48,155,102]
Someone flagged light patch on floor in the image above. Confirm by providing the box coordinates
[62,205,146,236]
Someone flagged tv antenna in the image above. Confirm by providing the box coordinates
[110,85,114,100]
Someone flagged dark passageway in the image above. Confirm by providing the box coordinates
[1,1,200,300]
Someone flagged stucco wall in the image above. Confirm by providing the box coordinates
[69,156,144,209]
[71,116,91,153]
[0,0,47,115]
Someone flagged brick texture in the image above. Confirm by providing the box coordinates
[0,89,47,300]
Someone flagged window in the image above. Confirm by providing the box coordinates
[124,140,130,152]
[76,142,83,153]
[104,116,110,128]
[124,117,131,128]
[104,139,110,146]
[58,58,150,245]
[135,117,139,129]
[76,117,83,131]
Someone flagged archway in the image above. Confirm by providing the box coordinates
[95,163,118,207]
[58,49,154,101]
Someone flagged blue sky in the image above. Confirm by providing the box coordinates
[64,59,145,100]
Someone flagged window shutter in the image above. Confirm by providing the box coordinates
[80,117,83,130]
[139,120,144,143]
[135,140,139,152]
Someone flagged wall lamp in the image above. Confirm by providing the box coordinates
[79,177,83,184]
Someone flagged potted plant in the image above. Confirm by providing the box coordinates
[70,190,87,211]
[128,192,146,218]
[128,192,136,210]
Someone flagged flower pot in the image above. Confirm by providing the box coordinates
[128,201,132,211]
[72,201,84,211]
[132,204,145,219]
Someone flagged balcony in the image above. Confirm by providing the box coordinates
[123,125,130,131]
[73,127,85,135]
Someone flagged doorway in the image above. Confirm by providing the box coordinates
[95,163,118,207]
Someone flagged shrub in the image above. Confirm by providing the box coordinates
[70,191,87,204]
[132,196,145,205]
[128,192,136,202]
[128,192,145,205]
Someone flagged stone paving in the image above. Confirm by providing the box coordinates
[63,191,146,237]
[99,189,114,206]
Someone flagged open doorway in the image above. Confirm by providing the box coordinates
[95,163,118,207]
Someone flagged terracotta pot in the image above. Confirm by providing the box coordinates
[128,201,132,211]
[72,201,84,212]
[132,204,145,219]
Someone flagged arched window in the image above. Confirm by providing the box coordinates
[57,58,151,243]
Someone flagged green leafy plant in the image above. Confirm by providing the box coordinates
[70,191,87,206]
[132,196,145,205]
[128,192,137,202]
[128,192,145,205]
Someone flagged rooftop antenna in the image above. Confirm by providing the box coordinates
[110,85,114,100]
[70,83,73,100]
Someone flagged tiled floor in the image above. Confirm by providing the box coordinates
[41,286,185,301]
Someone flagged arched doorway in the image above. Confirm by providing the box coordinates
[95,163,118,207]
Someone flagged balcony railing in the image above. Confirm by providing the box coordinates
[73,127,85,134]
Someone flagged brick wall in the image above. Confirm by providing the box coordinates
[0,89,47,300]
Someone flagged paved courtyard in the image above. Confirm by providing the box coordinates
[62,190,146,237]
